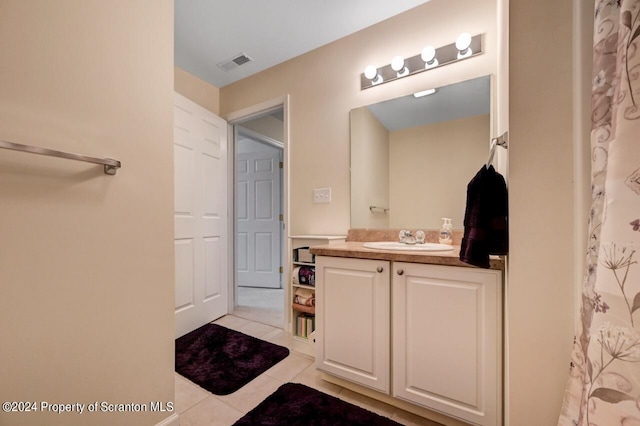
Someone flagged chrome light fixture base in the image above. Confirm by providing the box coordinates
[360,34,483,90]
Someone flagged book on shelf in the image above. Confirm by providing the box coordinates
[295,314,315,339]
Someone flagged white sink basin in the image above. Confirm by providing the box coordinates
[362,241,454,252]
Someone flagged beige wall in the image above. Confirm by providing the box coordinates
[0,2,175,426]
[175,66,220,115]
[350,106,390,229]
[508,0,575,425]
[241,115,285,142]
[220,0,498,236]
[389,114,489,229]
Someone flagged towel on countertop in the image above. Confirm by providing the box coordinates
[460,165,508,268]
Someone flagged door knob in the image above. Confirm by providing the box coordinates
[397,269,404,275]
[377,266,383,273]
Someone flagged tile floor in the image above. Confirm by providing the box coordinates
[233,286,285,329]
[175,314,443,426]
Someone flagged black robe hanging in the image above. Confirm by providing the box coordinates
[459,165,508,268]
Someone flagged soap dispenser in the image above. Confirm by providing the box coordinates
[439,218,453,245]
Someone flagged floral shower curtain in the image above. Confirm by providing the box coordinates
[558,1,640,425]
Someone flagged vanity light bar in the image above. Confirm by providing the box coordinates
[360,34,483,90]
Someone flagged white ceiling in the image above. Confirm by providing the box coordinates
[174,0,431,88]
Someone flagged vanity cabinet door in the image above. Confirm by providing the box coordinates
[392,263,502,426]
[315,256,390,394]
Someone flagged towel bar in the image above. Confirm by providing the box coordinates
[0,139,121,175]
[369,206,389,213]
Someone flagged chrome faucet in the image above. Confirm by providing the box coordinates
[399,230,416,244]
[400,229,425,244]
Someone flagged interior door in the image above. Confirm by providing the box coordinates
[236,145,281,288]
[173,92,228,338]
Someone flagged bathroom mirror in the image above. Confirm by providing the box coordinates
[350,75,491,230]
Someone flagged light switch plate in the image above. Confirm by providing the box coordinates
[313,188,331,203]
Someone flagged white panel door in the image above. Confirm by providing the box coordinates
[236,149,281,288]
[392,262,501,426]
[174,92,228,338]
[315,256,390,393]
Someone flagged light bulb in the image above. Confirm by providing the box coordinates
[421,45,438,69]
[390,56,409,77]
[364,65,383,85]
[456,33,473,59]
[391,56,405,72]
[364,65,377,80]
[455,33,472,51]
[421,46,435,62]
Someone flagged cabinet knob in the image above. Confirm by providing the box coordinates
[377,266,384,273]
[397,269,404,275]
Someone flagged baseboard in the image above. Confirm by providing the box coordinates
[155,413,179,426]
[320,373,469,426]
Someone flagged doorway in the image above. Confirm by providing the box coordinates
[231,108,286,329]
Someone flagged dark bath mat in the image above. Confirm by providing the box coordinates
[233,382,403,426]
[175,323,289,395]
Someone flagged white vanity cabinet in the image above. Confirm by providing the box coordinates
[392,262,502,426]
[315,255,502,426]
[315,256,390,393]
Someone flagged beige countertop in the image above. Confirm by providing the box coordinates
[309,241,505,270]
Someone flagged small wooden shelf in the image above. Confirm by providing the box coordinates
[293,261,315,267]
[293,283,315,290]
[292,303,315,314]
[289,235,345,357]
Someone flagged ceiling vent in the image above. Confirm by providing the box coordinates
[217,53,254,72]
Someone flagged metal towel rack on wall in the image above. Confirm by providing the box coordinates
[369,205,389,213]
[486,131,508,167]
[0,140,121,175]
